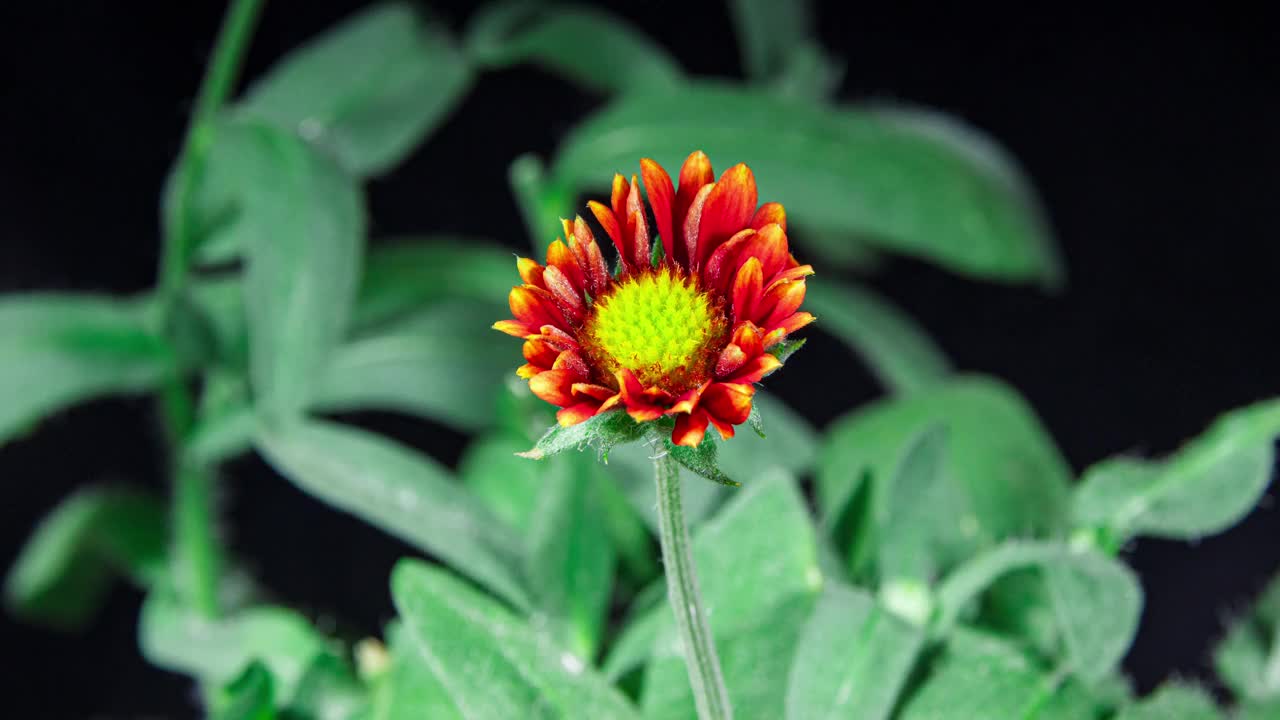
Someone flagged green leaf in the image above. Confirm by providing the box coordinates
[465,2,682,93]
[0,294,172,445]
[715,392,818,483]
[315,300,514,432]
[934,541,1143,682]
[634,473,823,718]
[520,409,648,460]
[806,280,952,394]
[215,662,276,720]
[373,623,462,720]
[663,432,739,487]
[818,375,1071,577]
[1238,699,1280,720]
[285,653,368,720]
[215,120,364,420]
[1074,398,1280,545]
[391,559,643,719]
[5,486,166,629]
[353,239,515,329]
[785,581,925,720]
[140,591,330,699]
[877,425,965,585]
[551,82,1059,284]
[726,0,818,81]
[524,454,616,659]
[898,627,1097,720]
[1114,683,1223,720]
[255,418,531,610]
[239,2,471,177]
[1214,573,1280,702]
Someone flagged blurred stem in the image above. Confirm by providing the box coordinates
[157,0,264,618]
[654,452,733,720]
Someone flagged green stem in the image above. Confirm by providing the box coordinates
[654,452,733,720]
[158,0,264,618]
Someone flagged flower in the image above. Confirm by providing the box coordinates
[495,151,814,447]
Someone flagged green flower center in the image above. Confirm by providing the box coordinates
[585,268,723,389]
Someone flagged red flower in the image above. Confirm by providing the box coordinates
[495,151,814,447]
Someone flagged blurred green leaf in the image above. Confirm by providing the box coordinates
[1238,700,1280,720]
[819,375,1071,577]
[769,41,844,101]
[716,392,819,482]
[934,541,1142,682]
[215,662,276,720]
[285,653,368,720]
[1114,683,1223,720]
[877,425,965,585]
[0,294,172,445]
[552,82,1059,284]
[1074,398,1280,546]
[353,239,515,329]
[806,280,952,394]
[212,120,364,420]
[1214,574,1280,702]
[898,627,1098,720]
[603,439,730,535]
[239,2,471,177]
[520,409,647,461]
[187,275,250,369]
[726,0,818,82]
[140,591,330,699]
[465,1,681,93]
[509,153,574,255]
[391,559,643,719]
[784,581,925,720]
[459,432,545,534]
[5,486,166,629]
[372,623,462,719]
[636,473,823,718]
[255,418,530,610]
[315,300,513,431]
[525,454,617,660]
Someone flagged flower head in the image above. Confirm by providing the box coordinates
[495,151,814,447]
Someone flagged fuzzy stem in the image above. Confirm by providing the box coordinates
[159,0,264,618]
[654,452,733,720]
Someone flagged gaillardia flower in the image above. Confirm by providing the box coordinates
[494,151,814,447]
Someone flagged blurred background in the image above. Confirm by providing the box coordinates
[1,1,1277,715]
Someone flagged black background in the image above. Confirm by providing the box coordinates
[2,1,1278,716]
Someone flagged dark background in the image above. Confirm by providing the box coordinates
[2,1,1278,716]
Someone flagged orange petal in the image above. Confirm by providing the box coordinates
[552,350,590,380]
[776,311,816,337]
[571,383,616,402]
[509,285,568,330]
[707,412,736,441]
[765,265,815,293]
[572,216,611,295]
[724,353,781,384]
[731,257,764,325]
[674,151,715,257]
[759,280,807,330]
[516,363,539,379]
[641,158,676,263]
[558,402,601,426]
[714,343,748,378]
[668,382,710,415]
[529,369,578,407]
[682,183,715,271]
[542,265,585,324]
[672,410,710,448]
[627,210,651,270]
[610,174,630,225]
[731,322,764,358]
[523,337,559,369]
[617,369,670,422]
[588,200,623,252]
[517,257,545,288]
[546,240,586,294]
[739,223,790,283]
[751,202,787,233]
[701,382,755,425]
[537,324,579,351]
[695,164,758,269]
[493,319,536,338]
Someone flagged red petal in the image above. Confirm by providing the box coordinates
[701,382,755,425]
[739,223,790,283]
[751,202,787,233]
[537,324,579,351]
[523,338,560,369]
[707,412,736,441]
[682,183,715,271]
[641,158,676,263]
[611,174,630,225]
[572,217,611,295]
[668,382,709,415]
[765,265,815,292]
[552,350,590,380]
[493,320,536,338]
[672,410,710,448]
[703,228,754,293]
[724,353,781,384]
[517,257,545,288]
[546,240,586,294]
[731,322,764,357]
[529,369,578,407]
[714,343,748,378]
[617,369,670,422]
[557,402,601,426]
[627,210,651,271]
[572,383,616,402]
[674,151,715,260]
[509,286,568,330]
[516,363,539,379]
[694,164,758,269]
[542,265,585,324]
[588,200,623,254]
[759,280,807,330]
[731,257,764,325]
[776,311,816,337]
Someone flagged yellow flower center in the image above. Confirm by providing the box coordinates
[584,268,724,389]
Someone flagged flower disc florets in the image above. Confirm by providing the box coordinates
[494,151,814,447]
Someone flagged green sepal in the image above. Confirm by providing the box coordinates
[769,337,807,364]
[519,410,648,461]
[650,237,666,268]
[747,404,767,439]
[648,420,739,487]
